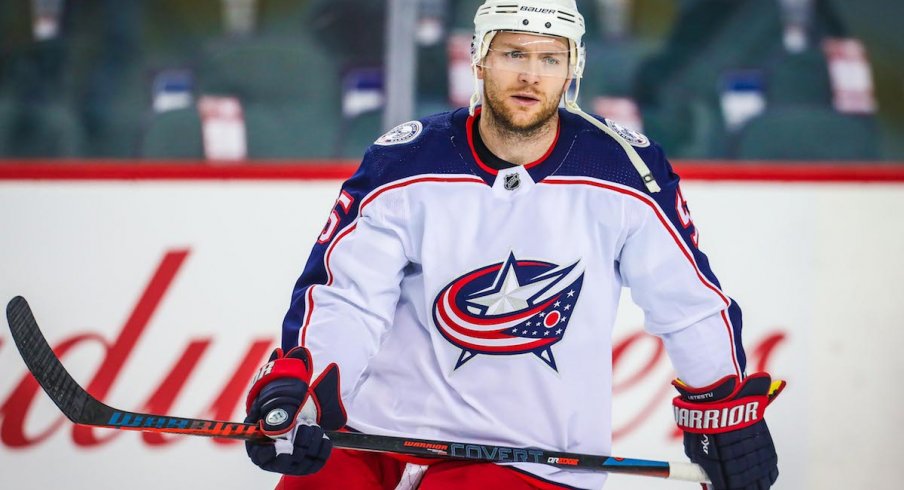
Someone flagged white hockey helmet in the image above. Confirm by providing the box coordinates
[469,0,586,113]
[472,0,586,75]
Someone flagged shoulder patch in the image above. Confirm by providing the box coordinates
[375,120,423,146]
[605,119,650,148]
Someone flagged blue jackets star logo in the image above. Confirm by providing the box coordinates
[432,252,585,370]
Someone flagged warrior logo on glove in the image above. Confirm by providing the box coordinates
[432,252,584,370]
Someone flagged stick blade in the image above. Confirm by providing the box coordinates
[6,296,101,424]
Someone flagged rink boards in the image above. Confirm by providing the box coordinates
[1,165,902,489]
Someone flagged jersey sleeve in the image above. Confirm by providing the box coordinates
[281,154,411,395]
[617,144,746,386]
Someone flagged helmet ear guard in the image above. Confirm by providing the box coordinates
[468,31,495,115]
[470,31,496,68]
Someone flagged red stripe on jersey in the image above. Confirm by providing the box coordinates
[325,223,358,286]
[543,178,729,304]
[299,221,357,346]
[542,177,741,376]
[435,288,553,343]
[300,175,484,345]
[342,175,480,288]
[359,175,484,209]
[300,286,316,346]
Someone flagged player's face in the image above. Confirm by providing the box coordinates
[477,32,571,134]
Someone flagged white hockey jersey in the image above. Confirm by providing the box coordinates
[281,108,745,489]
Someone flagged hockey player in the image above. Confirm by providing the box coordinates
[244,1,784,488]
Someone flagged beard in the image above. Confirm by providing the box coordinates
[481,76,563,138]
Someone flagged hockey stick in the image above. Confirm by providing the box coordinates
[5,295,709,483]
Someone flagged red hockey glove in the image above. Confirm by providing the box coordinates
[244,346,347,476]
[673,372,786,490]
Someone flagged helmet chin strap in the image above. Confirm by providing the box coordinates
[564,87,661,193]
[469,64,481,117]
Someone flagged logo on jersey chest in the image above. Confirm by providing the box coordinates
[432,252,584,370]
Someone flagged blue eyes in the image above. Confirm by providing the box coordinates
[504,51,563,66]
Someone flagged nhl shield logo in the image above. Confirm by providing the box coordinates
[503,172,521,191]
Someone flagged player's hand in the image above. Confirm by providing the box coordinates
[244,346,347,475]
[672,372,786,490]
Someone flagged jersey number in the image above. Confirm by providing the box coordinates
[675,186,699,248]
[318,190,354,244]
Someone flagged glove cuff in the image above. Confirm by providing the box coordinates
[309,363,348,430]
[672,372,786,435]
[672,374,738,400]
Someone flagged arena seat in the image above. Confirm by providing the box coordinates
[140,107,205,158]
[766,49,833,107]
[735,107,879,160]
[0,99,83,157]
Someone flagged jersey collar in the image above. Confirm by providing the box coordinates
[452,106,574,187]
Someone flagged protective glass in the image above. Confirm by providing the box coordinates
[477,33,575,79]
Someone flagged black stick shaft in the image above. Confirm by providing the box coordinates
[5,295,707,482]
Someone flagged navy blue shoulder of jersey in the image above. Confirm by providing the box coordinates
[551,112,694,256]
[281,110,473,351]
[312,110,476,259]
[352,110,474,190]
[554,111,746,373]
[552,110,675,193]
